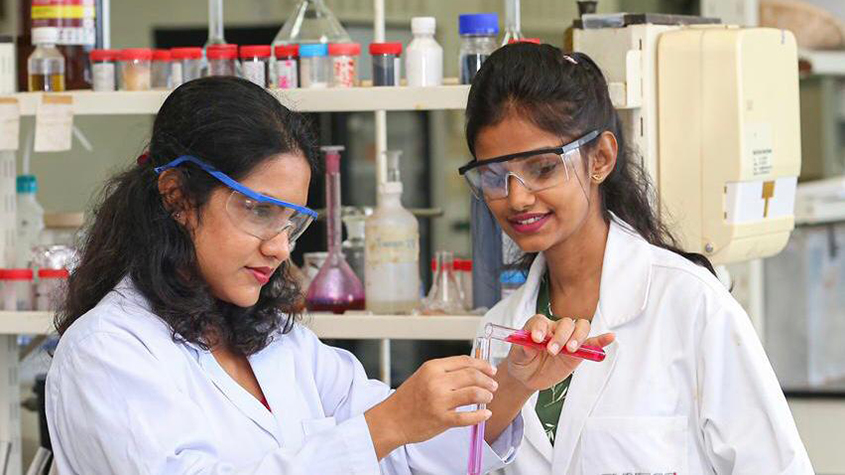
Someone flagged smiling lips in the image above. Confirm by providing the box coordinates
[247,266,273,285]
[507,212,552,234]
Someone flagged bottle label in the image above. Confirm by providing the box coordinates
[242,61,266,87]
[276,60,298,89]
[366,227,419,265]
[32,0,97,46]
[92,62,114,91]
[332,56,356,88]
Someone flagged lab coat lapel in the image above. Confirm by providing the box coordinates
[522,392,555,462]
[197,349,285,445]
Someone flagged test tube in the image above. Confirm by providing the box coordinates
[468,337,490,475]
[484,323,606,362]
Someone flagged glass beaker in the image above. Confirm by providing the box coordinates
[274,0,351,46]
[305,146,365,314]
[420,250,467,315]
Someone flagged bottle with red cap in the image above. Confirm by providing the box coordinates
[0,269,34,311]
[151,49,172,89]
[370,42,402,87]
[328,43,360,88]
[240,45,271,87]
[119,48,152,91]
[273,44,299,89]
[90,49,118,91]
[206,43,238,77]
[171,47,203,86]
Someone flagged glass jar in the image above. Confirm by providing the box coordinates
[119,48,152,91]
[27,27,65,92]
[328,42,360,88]
[458,13,499,85]
[151,49,172,89]
[170,47,203,86]
[274,44,299,89]
[0,269,33,311]
[90,49,118,92]
[369,42,402,87]
[206,43,238,77]
[239,45,271,87]
[299,43,330,89]
[35,268,68,311]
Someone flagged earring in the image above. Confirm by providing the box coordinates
[592,174,603,183]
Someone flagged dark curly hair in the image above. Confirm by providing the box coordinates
[465,43,715,275]
[56,76,319,355]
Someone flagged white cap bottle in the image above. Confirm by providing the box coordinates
[405,17,443,87]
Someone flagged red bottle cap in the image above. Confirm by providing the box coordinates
[152,49,172,61]
[206,44,238,60]
[0,269,34,280]
[240,45,272,59]
[90,49,120,62]
[38,268,69,279]
[274,44,299,58]
[369,42,402,56]
[120,48,153,61]
[170,47,203,60]
[329,43,361,56]
[507,38,541,44]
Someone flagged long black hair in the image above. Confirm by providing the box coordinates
[57,76,319,355]
[465,43,715,275]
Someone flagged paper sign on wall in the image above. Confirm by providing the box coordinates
[0,98,20,151]
[34,94,73,152]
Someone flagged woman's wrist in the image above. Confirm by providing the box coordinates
[364,396,407,460]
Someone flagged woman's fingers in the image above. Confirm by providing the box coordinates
[584,332,616,349]
[547,317,576,355]
[448,386,495,409]
[445,367,499,393]
[523,314,552,344]
[562,318,591,354]
[448,408,492,427]
[438,355,497,377]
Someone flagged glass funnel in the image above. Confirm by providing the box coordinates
[501,0,524,45]
[274,0,351,45]
[205,0,227,48]
[305,146,365,313]
[419,251,467,315]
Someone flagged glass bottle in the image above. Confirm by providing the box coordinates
[205,0,227,48]
[28,27,65,92]
[306,146,365,314]
[501,0,523,46]
[365,151,420,314]
[420,251,467,315]
[274,0,351,46]
[341,209,366,285]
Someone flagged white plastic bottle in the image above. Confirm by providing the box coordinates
[16,175,44,268]
[365,151,420,314]
[405,17,443,87]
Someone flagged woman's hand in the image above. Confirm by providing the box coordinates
[506,314,615,391]
[364,355,498,459]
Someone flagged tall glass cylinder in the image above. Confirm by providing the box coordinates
[306,146,365,313]
[502,0,523,45]
[206,0,226,47]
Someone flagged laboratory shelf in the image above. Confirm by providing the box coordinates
[0,311,482,340]
[7,85,471,116]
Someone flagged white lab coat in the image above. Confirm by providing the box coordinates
[46,278,523,474]
[476,218,814,475]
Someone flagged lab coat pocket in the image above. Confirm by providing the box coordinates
[301,416,337,437]
[581,416,688,475]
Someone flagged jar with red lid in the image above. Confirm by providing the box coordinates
[151,49,172,89]
[240,45,271,87]
[369,42,402,86]
[170,47,203,86]
[328,43,360,88]
[35,268,68,311]
[206,43,238,77]
[119,48,152,91]
[274,44,299,89]
[0,269,34,311]
[90,49,118,92]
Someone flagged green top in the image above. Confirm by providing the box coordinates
[534,271,572,446]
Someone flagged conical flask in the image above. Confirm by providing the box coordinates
[274,0,351,45]
[420,251,467,315]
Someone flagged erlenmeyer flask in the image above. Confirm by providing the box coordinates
[306,146,365,314]
[420,251,467,315]
[274,0,351,45]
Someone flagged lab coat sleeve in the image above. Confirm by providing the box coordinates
[696,299,814,474]
[47,331,382,475]
[306,328,523,474]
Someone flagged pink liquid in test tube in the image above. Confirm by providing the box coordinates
[484,323,606,362]
[468,337,490,475]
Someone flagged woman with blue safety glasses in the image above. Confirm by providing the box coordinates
[461,43,811,474]
[44,76,592,474]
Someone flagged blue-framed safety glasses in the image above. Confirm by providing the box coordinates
[155,156,317,243]
[458,130,600,200]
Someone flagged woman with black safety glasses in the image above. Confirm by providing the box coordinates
[44,76,608,474]
[461,43,811,474]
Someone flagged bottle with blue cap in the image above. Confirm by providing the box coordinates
[299,43,330,89]
[458,13,499,84]
[16,175,45,267]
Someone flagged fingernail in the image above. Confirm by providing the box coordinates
[491,381,499,391]
[484,409,493,419]
[532,330,543,342]
[568,340,579,352]
[490,365,498,375]
[549,343,561,355]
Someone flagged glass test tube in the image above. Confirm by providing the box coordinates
[484,323,606,362]
[468,336,490,475]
